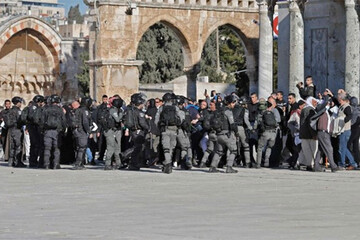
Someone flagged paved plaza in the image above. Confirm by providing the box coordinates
[1,163,360,240]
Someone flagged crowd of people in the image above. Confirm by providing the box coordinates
[0,76,359,173]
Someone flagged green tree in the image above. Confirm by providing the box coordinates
[199,25,247,94]
[137,23,184,84]
[76,51,90,97]
[68,4,84,24]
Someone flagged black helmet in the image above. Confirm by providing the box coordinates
[11,96,23,105]
[112,98,124,108]
[175,95,185,105]
[224,95,237,104]
[50,94,61,104]
[33,95,45,103]
[162,93,174,102]
[239,96,248,105]
[131,93,145,106]
[80,97,92,109]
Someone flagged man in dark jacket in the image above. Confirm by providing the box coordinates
[298,97,319,168]
[73,97,93,170]
[6,97,26,168]
[296,76,316,99]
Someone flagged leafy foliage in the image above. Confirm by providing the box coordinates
[76,51,90,97]
[200,26,247,95]
[68,4,84,24]
[137,23,184,84]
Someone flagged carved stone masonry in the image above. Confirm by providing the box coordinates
[345,0,360,99]
[258,0,273,98]
[289,0,304,95]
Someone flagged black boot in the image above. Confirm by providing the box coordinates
[163,163,172,174]
[104,165,112,171]
[15,161,27,168]
[226,166,238,173]
[199,162,206,168]
[208,167,219,173]
[185,157,192,170]
[53,164,61,170]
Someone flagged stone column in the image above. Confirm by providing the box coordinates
[289,0,304,95]
[345,0,360,99]
[258,0,273,99]
[277,0,290,95]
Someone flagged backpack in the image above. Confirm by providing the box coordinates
[98,107,112,131]
[180,109,192,132]
[233,105,245,126]
[262,110,277,128]
[351,105,360,125]
[159,105,180,127]
[66,109,77,129]
[210,109,227,132]
[3,108,18,128]
[44,107,60,130]
[330,115,345,137]
[124,106,138,130]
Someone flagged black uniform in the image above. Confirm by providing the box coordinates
[0,108,10,161]
[41,104,66,169]
[73,106,92,169]
[125,105,149,170]
[22,102,44,167]
[6,106,24,167]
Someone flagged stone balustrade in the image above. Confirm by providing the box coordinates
[87,0,258,10]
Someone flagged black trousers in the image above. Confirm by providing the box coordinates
[28,125,44,167]
[348,125,360,164]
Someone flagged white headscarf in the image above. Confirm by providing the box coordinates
[305,97,316,109]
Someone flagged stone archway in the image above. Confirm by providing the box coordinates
[0,16,62,104]
[87,2,259,100]
[200,22,258,94]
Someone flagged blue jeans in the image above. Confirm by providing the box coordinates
[339,130,358,167]
[86,148,93,163]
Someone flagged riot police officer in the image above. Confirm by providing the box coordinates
[232,96,252,167]
[155,93,181,174]
[199,100,218,168]
[103,97,124,170]
[41,95,66,169]
[124,93,149,171]
[6,97,26,167]
[209,95,238,173]
[256,99,280,168]
[22,95,45,168]
[73,97,93,170]
[176,95,193,170]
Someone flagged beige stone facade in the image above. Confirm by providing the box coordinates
[0,16,87,105]
[86,0,259,101]
[59,22,90,38]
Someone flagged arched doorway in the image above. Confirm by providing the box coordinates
[136,22,184,84]
[200,24,252,96]
[0,17,61,104]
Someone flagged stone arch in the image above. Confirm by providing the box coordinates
[0,16,62,103]
[0,16,61,71]
[135,16,195,69]
[201,22,256,66]
[201,21,258,92]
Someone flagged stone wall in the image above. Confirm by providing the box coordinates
[139,75,236,100]
[0,16,87,105]
[60,38,88,101]
[86,0,259,102]
[304,0,346,94]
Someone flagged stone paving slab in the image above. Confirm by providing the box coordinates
[1,164,360,240]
